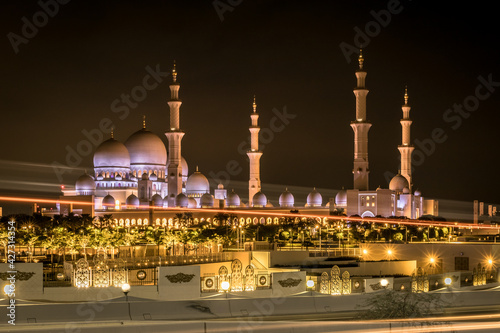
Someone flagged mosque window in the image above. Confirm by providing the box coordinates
[361,197,365,206]
[131,219,136,225]
[267,218,272,224]
[144,218,148,225]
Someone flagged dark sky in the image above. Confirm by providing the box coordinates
[1,0,499,205]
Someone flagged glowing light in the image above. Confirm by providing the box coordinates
[444,277,452,285]
[387,250,392,255]
[429,257,435,263]
[380,279,389,287]
[363,249,368,255]
[121,283,130,293]
[221,281,230,291]
[487,259,493,265]
[3,284,13,295]
[306,280,315,288]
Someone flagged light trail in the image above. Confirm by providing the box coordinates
[0,195,499,231]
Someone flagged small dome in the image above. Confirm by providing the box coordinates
[187,197,197,208]
[186,168,210,194]
[279,189,294,207]
[102,194,115,209]
[152,194,163,207]
[414,190,421,196]
[252,192,267,207]
[126,194,139,207]
[93,138,130,168]
[266,200,274,208]
[335,189,347,207]
[175,193,188,208]
[149,173,158,181]
[75,173,95,193]
[218,183,224,189]
[402,187,410,194]
[141,173,149,180]
[307,188,323,207]
[389,174,409,192]
[201,193,214,208]
[124,128,167,167]
[227,190,240,207]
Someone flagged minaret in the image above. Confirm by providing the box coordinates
[350,49,372,190]
[247,96,263,205]
[398,87,414,189]
[165,61,185,207]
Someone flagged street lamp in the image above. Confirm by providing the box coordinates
[121,283,132,320]
[221,281,230,298]
[306,279,315,296]
[444,277,452,286]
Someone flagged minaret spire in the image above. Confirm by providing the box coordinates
[165,60,185,207]
[142,115,146,129]
[358,48,364,70]
[247,95,263,205]
[398,86,414,190]
[110,127,114,139]
[351,48,372,190]
[172,60,177,83]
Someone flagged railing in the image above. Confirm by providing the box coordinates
[309,248,361,257]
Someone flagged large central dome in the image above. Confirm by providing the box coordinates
[93,138,130,168]
[124,128,167,166]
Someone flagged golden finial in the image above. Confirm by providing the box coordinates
[196,165,199,172]
[358,48,364,70]
[110,127,114,139]
[142,115,146,129]
[252,95,257,113]
[172,60,177,83]
[404,86,409,105]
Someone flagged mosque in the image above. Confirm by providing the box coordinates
[59,53,438,223]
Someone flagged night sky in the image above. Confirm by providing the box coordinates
[1,0,499,208]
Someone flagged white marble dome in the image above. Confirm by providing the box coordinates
[307,188,323,207]
[175,193,188,208]
[126,194,139,207]
[201,193,214,207]
[93,138,130,168]
[226,190,240,207]
[279,189,294,207]
[402,187,410,194]
[186,169,210,194]
[414,190,421,196]
[124,128,167,167]
[187,197,197,209]
[389,174,409,192]
[252,192,267,207]
[152,194,163,207]
[75,173,95,194]
[102,194,115,209]
[335,188,347,207]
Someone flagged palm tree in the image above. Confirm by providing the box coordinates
[0,228,9,262]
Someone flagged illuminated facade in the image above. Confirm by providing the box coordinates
[60,56,438,220]
[336,50,437,219]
